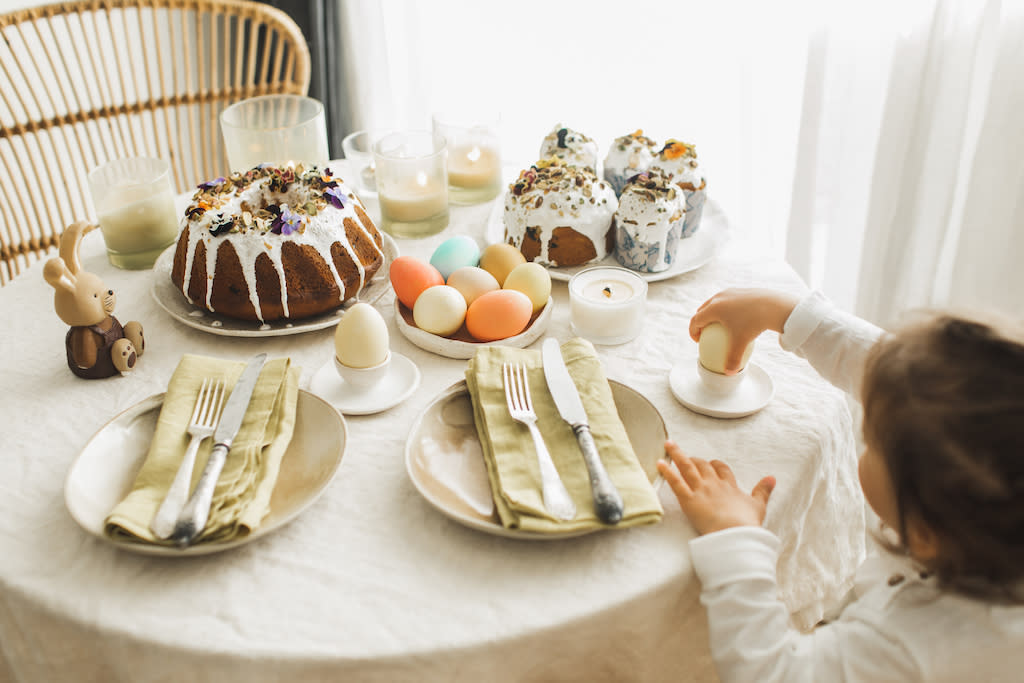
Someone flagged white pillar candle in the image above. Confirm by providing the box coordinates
[568,266,647,345]
[447,145,500,189]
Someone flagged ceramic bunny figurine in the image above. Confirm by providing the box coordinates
[43,221,145,379]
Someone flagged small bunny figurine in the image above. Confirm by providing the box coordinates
[43,221,146,379]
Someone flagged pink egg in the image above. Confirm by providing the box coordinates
[389,256,444,309]
[466,290,533,342]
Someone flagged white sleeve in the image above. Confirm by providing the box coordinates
[690,526,919,683]
[777,291,885,400]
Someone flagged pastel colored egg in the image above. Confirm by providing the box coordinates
[446,266,500,306]
[502,262,551,313]
[699,322,755,374]
[413,285,467,337]
[389,256,444,309]
[334,303,389,368]
[429,235,481,280]
[479,243,526,286]
[465,289,533,342]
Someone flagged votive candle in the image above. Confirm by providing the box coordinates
[568,266,647,345]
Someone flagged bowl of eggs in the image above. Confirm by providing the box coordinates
[390,237,554,359]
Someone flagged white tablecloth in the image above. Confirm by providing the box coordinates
[0,172,864,683]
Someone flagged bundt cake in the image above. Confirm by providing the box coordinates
[503,158,618,268]
[171,165,385,323]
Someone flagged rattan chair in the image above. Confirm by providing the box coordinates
[0,0,311,284]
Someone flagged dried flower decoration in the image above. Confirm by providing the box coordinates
[659,139,697,161]
[270,205,304,235]
[324,185,346,209]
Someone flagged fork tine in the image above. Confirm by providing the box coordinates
[203,380,225,427]
[191,378,210,422]
[517,365,532,413]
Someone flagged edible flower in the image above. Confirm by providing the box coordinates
[270,205,304,235]
[660,139,697,160]
[324,185,346,209]
[198,177,226,190]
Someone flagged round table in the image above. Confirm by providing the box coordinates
[0,173,864,683]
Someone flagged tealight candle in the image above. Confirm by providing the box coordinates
[374,131,450,238]
[447,144,500,189]
[568,266,647,345]
[220,95,329,173]
[432,113,502,204]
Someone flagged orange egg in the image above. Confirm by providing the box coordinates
[466,289,533,342]
[389,256,444,309]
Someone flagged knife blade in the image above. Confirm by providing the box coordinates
[541,338,624,524]
[170,353,268,546]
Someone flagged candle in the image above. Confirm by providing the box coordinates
[568,266,648,345]
[379,171,448,222]
[447,145,500,189]
[220,95,329,173]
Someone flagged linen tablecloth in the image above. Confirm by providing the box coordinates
[0,166,864,683]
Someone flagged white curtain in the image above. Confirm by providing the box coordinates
[338,0,1024,325]
[788,0,1024,325]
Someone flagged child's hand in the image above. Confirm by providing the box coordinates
[657,441,776,535]
[689,288,799,374]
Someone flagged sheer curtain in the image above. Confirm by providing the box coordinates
[788,0,1024,325]
[331,0,1024,324]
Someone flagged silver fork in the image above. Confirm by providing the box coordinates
[502,363,576,521]
[150,378,226,539]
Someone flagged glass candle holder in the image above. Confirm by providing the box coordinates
[373,131,449,239]
[341,129,391,197]
[568,266,647,345]
[220,94,329,173]
[432,112,502,205]
[87,157,179,269]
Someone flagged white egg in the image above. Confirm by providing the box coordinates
[447,266,499,306]
[698,322,754,374]
[335,303,389,368]
[413,285,467,336]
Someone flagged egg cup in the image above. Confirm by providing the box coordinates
[335,351,391,389]
[697,361,746,395]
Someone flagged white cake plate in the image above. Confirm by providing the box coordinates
[669,361,774,419]
[309,352,421,415]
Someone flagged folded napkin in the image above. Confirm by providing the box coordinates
[466,338,662,533]
[105,354,300,545]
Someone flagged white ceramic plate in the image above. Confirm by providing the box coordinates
[394,297,553,359]
[151,233,399,337]
[308,352,422,415]
[405,379,667,540]
[669,358,774,419]
[485,193,719,282]
[64,390,347,556]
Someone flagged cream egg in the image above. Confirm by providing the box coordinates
[413,285,467,337]
[447,266,500,306]
[502,262,551,313]
[698,322,754,374]
[335,303,389,368]
[479,243,526,286]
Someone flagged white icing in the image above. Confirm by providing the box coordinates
[615,181,685,247]
[503,167,618,267]
[538,124,599,170]
[649,152,705,190]
[603,135,656,176]
[178,171,383,323]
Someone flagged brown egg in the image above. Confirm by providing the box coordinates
[479,243,527,286]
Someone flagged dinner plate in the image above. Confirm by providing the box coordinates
[394,297,553,359]
[64,390,347,557]
[485,193,720,282]
[150,232,399,336]
[404,379,667,540]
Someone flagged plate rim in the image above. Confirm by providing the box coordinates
[403,378,667,540]
[308,352,422,416]
[669,359,775,419]
[150,232,399,337]
[484,191,720,282]
[63,389,347,557]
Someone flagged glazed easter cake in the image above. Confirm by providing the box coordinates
[538,124,599,171]
[503,159,618,268]
[603,129,657,196]
[648,139,706,237]
[613,170,685,273]
[171,165,385,323]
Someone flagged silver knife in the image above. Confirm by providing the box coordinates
[541,338,624,524]
[170,353,268,546]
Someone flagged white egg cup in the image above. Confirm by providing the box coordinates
[334,351,391,389]
[697,361,746,395]
[670,355,774,419]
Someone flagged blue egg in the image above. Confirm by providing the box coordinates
[430,235,481,281]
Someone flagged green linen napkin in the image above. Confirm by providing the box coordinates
[105,354,300,545]
[465,338,662,533]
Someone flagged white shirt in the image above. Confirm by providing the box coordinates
[689,292,1024,683]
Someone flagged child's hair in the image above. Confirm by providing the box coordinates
[861,311,1024,603]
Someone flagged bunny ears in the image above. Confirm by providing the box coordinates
[43,221,98,293]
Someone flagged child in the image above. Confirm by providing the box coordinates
[657,288,1024,682]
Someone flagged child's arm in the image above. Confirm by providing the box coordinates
[658,442,919,682]
[690,289,885,399]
